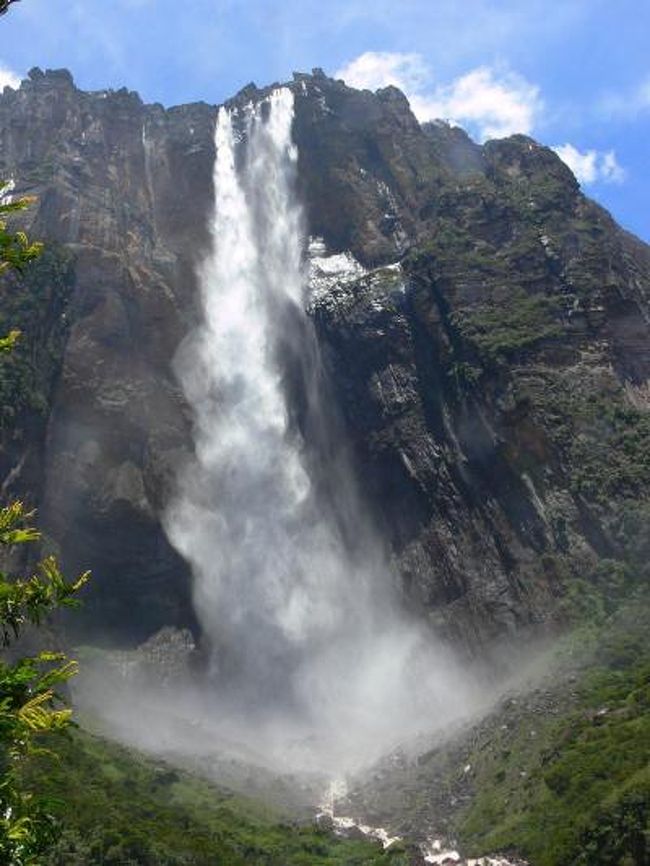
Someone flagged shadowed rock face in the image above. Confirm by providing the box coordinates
[1,67,649,650]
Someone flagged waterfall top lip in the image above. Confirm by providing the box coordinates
[220,81,291,116]
[224,69,334,106]
[221,67,401,113]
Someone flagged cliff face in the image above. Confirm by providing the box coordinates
[1,68,649,649]
[0,68,217,638]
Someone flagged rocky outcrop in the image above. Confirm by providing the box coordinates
[1,67,649,650]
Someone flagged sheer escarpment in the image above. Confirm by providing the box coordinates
[1,67,649,652]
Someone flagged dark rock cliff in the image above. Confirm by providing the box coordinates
[1,68,649,650]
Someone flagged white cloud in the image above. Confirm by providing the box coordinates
[335,51,542,141]
[553,143,626,185]
[334,51,430,94]
[0,63,21,91]
[415,66,541,140]
[553,144,598,184]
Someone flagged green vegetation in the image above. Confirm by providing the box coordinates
[555,558,638,625]
[447,360,482,390]
[564,225,616,299]
[0,194,42,277]
[456,594,649,866]
[405,215,510,280]
[0,499,89,865]
[450,290,563,361]
[484,137,579,219]
[509,368,650,517]
[569,397,650,503]
[25,729,411,866]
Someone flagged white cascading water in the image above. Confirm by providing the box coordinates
[165,88,475,773]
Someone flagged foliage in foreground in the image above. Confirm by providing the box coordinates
[0,191,42,358]
[0,504,88,864]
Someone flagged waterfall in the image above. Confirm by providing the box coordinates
[165,88,473,772]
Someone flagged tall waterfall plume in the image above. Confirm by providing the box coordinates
[165,87,474,772]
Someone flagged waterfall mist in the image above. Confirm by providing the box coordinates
[78,88,480,782]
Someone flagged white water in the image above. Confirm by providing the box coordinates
[164,87,476,774]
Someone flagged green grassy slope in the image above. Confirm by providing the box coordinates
[337,589,649,866]
[27,731,419,866]
[455,594,650,865]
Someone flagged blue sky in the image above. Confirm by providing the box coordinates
[1,0,649,241]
